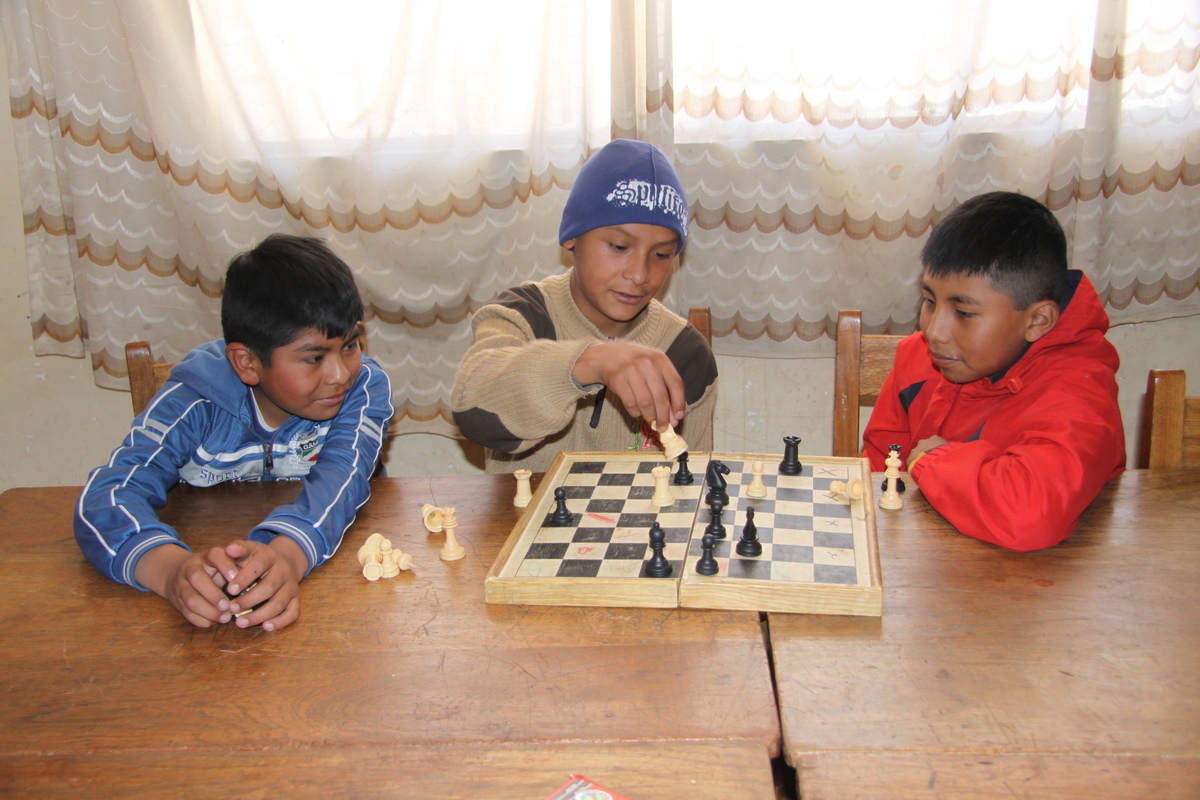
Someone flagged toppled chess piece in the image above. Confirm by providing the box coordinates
[357,533,413,581]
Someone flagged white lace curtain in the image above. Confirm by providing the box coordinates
[6,0,1198,431]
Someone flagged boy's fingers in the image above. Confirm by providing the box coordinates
[201,547,238,586]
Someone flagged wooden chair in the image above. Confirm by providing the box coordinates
[1138,369,1200,468]
[125,331,373,416]
[687,306,712,345]
[832,310,904,457]
[125,341,176,416]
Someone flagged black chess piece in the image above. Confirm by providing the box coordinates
[704,459,730,507]
[735,506,762,557]
[548,486,573,526]
[672,451,694,485]
[706,498,726,540]
[644,522,673,578]
[779,435,803,476]
[695,532,719,575]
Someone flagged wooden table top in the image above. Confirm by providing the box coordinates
[771,468,1200,799]
[0,475,780,799]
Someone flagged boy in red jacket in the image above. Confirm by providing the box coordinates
[863,192,1125,551]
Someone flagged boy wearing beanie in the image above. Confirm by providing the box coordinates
[452,138,718,472]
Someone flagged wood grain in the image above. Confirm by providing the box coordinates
[0,477,780,781]
[771,469,1200,798]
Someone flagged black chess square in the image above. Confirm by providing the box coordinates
[556,559,602,578]
[770,543,814,563]
[814,563,858,585]
[570,462,606,474]
[776,487,813,503]
[727,558,772,580]
[599,473,636,486]
[617,512,658,528]
[604,542,647,560]
[814,530,855,549]
[525,542,569,560]
[586,498,627,514]
[573,528,615,543]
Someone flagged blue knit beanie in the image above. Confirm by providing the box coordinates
[558,139,690,254]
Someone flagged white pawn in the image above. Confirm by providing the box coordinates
[879,446,904,510]
[829,479,865,503]
[746,461,768,498]
[379,539,401,578]
[655,421,688,460]
[439,506,466,562]
[513,469,533,507]
[651,464,675,507]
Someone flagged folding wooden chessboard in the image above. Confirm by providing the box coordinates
[484,450,883,616]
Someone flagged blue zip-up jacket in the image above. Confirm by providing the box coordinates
[74,340,394,589]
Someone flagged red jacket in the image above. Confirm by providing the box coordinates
[863,271,1125,551]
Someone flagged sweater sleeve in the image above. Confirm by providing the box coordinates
[910,366,1124,552]
[862,353,917,470]
[451,303,599,453]
[73,383,211,589]
[246,358,393,572]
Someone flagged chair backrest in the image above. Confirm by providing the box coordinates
[687,306,712,345]
[1138,369,1200,468]
[125,341,177,416]
[125,331,373,416]
[833,310,904,457]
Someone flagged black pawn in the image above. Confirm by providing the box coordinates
[706,498,726,539]
[644,522,672,578]
[779,435,803,476]
[695,532,719,576]
[673,452,694,485]
[548,487,573,526]
[736,507,762,557]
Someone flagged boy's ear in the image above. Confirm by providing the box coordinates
[562,237,576,252]
[225,342,263,386]
[1023,299,1060,343]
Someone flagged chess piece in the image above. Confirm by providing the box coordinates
[421,503,444,533]
[387,547,414,573]
[779,435,802,475]
[513,469,533,507]
[746,460,768,498]
[704,460,730,507]
[829,479,865,503]
[548,487,573,526]
[736,507,762,557]
[357,533,387,581]
[439,506,466,561]
[379,538,401,578]
[651,464,675,507]
[644,521,673,578]
[655,421,688,460]
[879,444,904,510]
[673,451,694,485]
[695,532,719,575]
[706,498,726,540]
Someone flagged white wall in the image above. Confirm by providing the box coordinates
[2,45,1197,491]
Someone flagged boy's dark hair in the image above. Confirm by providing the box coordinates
[921,192,1068,310]
[221,234,364,363]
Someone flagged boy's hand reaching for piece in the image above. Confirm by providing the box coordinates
[207,538,307,631]
[573,342,687,432]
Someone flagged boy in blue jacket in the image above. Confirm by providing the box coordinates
[75,235,394,630]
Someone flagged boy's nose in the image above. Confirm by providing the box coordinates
[923,309,950,343]
[324,354,351,384]
[623,253,652,285]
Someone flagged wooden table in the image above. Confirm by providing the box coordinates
[771,469,1200,799]
[0,476,780,799]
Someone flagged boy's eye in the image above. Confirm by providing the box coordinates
[608,242,628,252]
[344,339,360,352]
[305,355,323,365]
[653,250,673,260]
[955,309,975,319]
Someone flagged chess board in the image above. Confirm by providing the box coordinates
[485,451,882,616]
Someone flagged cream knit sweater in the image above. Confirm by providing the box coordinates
[452,272,717,473]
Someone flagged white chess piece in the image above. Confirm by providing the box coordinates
[879,446,904,510]
[439,506,466,561]
[746,461,768,498]
[651,464,675,507]
[357,534,387,581]
[513,469,533,507]
[655,421,688,460]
